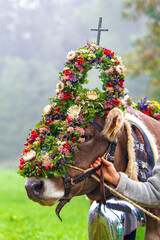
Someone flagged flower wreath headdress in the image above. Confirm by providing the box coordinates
[18,43,127,178]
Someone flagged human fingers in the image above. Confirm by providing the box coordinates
[90,160,101,168]
[92,163,99,168]
[101,157,113,166]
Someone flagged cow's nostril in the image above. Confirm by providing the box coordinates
[25,180,44,199]
[33,181,44,195]
[32,181,44,195]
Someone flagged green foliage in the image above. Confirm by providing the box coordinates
[0,168,89,239]
[122,0,160,100]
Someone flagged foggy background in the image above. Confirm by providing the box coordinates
[0,0,155,166]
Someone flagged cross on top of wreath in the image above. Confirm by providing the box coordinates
[91,17,109,45]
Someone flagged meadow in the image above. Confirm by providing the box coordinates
[0,168,89,240]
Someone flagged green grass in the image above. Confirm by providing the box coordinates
[0,168,90,240]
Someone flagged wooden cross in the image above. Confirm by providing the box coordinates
[91,17,108,45]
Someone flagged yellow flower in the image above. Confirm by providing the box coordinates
[87,91,98,101]
[151,101,160,109]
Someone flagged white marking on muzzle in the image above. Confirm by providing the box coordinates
[42,178,65,199]
[25,177,65,200]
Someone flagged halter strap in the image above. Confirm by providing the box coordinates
[90,119,103,132]
[56,120,117,220]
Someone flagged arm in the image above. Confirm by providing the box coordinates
[91,156,160,207]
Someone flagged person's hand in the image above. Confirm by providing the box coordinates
[90,157,120,186]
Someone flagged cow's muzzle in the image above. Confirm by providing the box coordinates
[25,180,44,200]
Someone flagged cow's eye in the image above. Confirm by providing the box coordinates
[83,134,92,142]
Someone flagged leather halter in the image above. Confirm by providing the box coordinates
[56,120,117,221]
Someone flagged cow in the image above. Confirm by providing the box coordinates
[25,108,160,240]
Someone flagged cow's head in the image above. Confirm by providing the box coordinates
[25,108,126,206]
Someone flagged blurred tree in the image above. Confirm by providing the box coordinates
[122,0,160,101]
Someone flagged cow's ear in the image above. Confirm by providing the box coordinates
[102,108,124,142]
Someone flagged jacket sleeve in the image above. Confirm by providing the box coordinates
[115,156,160,207]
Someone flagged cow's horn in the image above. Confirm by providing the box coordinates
[55,199,70,221]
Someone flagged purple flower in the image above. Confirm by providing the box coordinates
[139,102,148,110]
[142,96,148,102]
[114,79,119,83]
[70,75,77,82]
[89,46,94,52]
[46,117,50,121]
[76,116,85,124]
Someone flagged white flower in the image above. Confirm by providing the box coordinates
[56,81,64,94]
[57,141,66,146]
[115,65,126,75]
[116,55,123,64]
[63,66,70,71]
[67,50,78,61]
[87,91,98,101]
[23,150,36,162]
[67,105,81,119]
[43,105,53,116]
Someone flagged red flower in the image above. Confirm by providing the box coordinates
[103,49,114,57]
[46,120,54,124]
[72,137,77,141]
[45,166,49,170]
[76,57,84,64]
[27,130,39,143]
[119,80,124,87]
[63,69,72,75]
[64,92,72,100]
[19,165,24,170]
[142,109,151,116]
[20,159,25,165]
[64,143,69,149]
[53,164,56,168]
[36,162,40,166]
[114,99,121,106]
[24,142,29,146]
[105,111,109,115]
[116,60,120,65]
[55,108,60,114]
[39,169,42,174]
[23,148,29,154]
[109,83,113,87]
[66,115,71,122]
